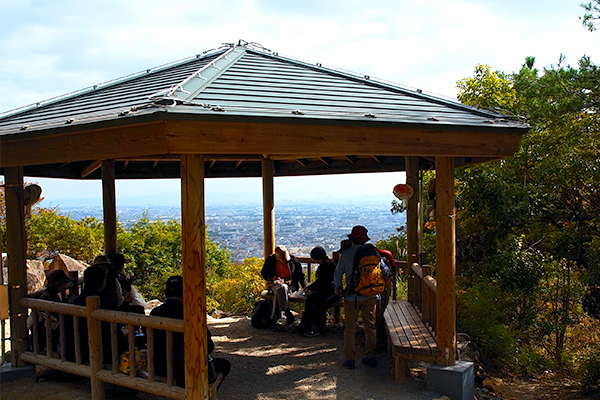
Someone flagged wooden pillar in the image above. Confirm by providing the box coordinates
[5,167,28,367]
[262,158,275,258]
[405,157,420,267]
[435,157,456,366]
[101,159,117,255]
[181,154,208,399]
[86,296,105,400]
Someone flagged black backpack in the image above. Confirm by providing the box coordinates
[251,299,271,329]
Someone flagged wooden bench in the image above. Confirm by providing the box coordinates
[260,290,343,324]
[384,300,440,381]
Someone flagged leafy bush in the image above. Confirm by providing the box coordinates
[210,257,265,314]
[580,347,600,390]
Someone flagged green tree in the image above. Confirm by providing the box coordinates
[26,208,104,261]
[581,0,600,31]
[455,56,600,372]
[117,212,232,302]
[456,64,517,112]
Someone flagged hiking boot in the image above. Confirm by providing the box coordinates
[362,357,377,367]
[342,360,355,369]
[303,329,320,338]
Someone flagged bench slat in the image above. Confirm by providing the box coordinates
[397,301,438,355]
[383,307,411,350]
[387,302,423,353]
[384,301,439,356]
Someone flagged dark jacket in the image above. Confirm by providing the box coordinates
[307,256,336,295]
[261,253,305,292]
[149,298,217,387]
[65,289,126,364]
[150,298,185,385]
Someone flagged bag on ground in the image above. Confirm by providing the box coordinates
[348,245,386,296]
[251,299,271,329]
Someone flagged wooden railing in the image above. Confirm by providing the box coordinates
[297,256,407,300]
[19,296,188,400]
[407,263,437,336]
[296,256,318,283]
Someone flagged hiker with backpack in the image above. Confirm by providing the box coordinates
[333,226,390,369]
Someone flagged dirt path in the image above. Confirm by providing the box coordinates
[1,316,595,400]
[1,316,442,400]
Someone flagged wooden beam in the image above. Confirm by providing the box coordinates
[180,154,208,399]
[0,120,170,167]
[102,160,117,255]
[434,157,456,366]
[0,119,525,168]
[318,157,330,166]
[262,158,275,258]
[81,160,102,177]
[5,167,28,367]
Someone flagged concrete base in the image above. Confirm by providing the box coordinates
[0,362,36,384]
[427,361,475,400]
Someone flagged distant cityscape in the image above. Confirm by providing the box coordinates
[60,202,406,262]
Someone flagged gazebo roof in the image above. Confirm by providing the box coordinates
[0,40,528,179]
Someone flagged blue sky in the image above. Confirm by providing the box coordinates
[2,0,599,206]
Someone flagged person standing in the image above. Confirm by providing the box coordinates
[334,225,388,369]
[260,245,305,329]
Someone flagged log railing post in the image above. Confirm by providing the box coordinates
[86,296,106,400]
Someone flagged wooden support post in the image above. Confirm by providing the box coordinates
[262,158,275,258]
[435,157,456,366]
[5,167,28,367]
[406,157,420,267]
[181,154,209,399]
[102,159,117,255]
[86,296,106,400]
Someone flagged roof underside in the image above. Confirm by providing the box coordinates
[0,42,528,179]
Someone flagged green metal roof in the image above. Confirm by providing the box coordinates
[0,41,528,180]
[0,41,523,134]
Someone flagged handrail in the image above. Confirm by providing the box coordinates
[408,263,437,336]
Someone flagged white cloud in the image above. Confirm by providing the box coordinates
[3,0,600,202]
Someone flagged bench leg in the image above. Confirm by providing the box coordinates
[393,354,409,382]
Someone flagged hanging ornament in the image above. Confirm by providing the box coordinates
[392,183,414,201]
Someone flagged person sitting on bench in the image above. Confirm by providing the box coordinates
[295,246,337,337]
[260,245,305,330]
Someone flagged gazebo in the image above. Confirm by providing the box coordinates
[0,40,528,399]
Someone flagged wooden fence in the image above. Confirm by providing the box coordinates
[19,296,188,400]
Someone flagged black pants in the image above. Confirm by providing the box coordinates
[300,292,340,331]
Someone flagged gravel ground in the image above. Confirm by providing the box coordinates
[1,315,445,400]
